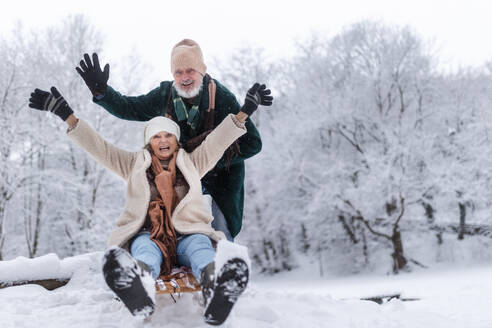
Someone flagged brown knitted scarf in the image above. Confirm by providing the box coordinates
[148,152,179,276]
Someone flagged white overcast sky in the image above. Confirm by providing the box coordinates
[1,0,491,82]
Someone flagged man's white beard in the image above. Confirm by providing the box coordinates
[173,77,203,99]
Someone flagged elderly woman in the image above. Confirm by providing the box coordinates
[28,83,272,325]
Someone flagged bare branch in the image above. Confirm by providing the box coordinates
[336,123,364,154]
[394,196,406,228]
[343,200,391,241]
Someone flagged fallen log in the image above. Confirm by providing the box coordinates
[0,278,70,291]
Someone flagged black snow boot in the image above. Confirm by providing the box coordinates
[102,246,155,318]
[201,258,249,326]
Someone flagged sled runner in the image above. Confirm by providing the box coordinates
[155,267,201,295]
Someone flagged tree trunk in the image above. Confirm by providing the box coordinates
[31,182,43,257]
[32,148,46,257]
[318,248,324,277]
[391,229,407,273]
[436,230,443,245]
[0,211,6,261]
[24,187,34,258]
[361,227,369,265]
[300,223,310,253]
[422,202,435,224]
[0,204,6,261]
[338,215,358,243]
[458,202,466,240]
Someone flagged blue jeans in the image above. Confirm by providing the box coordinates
[130,233,215,280]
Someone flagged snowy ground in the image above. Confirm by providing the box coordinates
[1,252,491,328]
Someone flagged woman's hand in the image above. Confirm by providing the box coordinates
[29,87,76,125]
[237,83,273,122]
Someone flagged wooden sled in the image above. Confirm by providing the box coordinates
[155,267,201,295]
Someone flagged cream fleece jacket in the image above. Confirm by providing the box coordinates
[67,114,246,248]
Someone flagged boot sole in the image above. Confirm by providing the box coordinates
[102,247,155,317]
[204,258,249,325]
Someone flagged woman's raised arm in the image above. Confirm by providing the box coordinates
[28,86,137,180]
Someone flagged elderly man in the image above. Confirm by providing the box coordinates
[76,39,271,242]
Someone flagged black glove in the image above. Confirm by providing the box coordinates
[28,87,73,121]
[75,53,110,98]
[240,83,273,116]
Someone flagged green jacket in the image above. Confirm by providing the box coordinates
[93,77,262,236]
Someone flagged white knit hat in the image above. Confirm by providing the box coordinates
[143,116,181,145]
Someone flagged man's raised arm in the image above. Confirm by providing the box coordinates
[76,53,165,121]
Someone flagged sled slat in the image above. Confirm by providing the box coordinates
[155,268,201,294]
